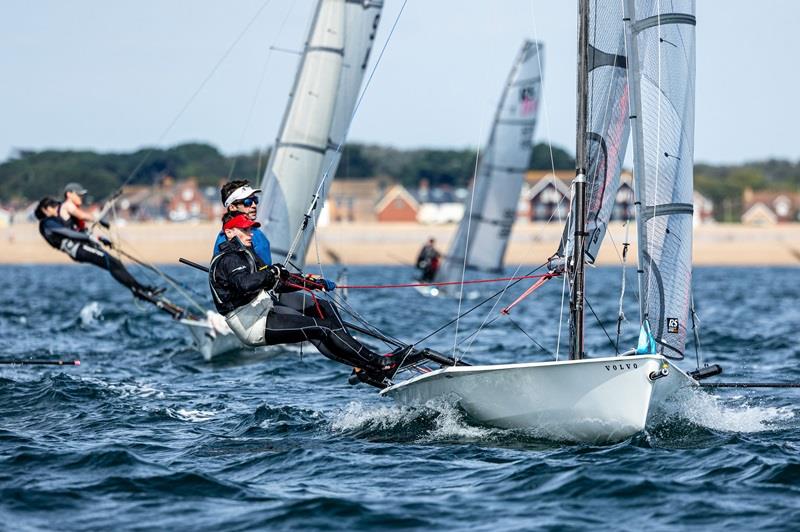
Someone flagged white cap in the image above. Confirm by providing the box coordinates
[223,185,262,208]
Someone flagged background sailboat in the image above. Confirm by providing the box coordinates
[182,0,383,360]
[425,40,543,297]
[259,0,383,269]
[382,0,699,443]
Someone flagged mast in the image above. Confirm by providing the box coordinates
[569,0,589,360]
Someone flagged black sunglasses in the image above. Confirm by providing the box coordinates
[235,196,259,207]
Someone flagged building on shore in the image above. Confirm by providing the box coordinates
[741,187,800,225]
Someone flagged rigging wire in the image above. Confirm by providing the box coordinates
[95,0,275,221]
[452,127,484,363]
[529,1,570,360]
[585,296,618,354]
[505,314,553,357]
[413,263,547,347]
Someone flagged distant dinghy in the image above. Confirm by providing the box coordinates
[429,41,543,297]
[184,0,383,360]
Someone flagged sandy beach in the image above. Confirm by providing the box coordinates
[2,221,799,267]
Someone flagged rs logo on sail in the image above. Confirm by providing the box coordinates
[605,363,639,372]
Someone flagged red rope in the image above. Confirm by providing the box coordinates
[501,273,557,315]
[337,273,553,290]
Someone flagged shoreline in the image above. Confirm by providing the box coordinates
[2,221,799,267]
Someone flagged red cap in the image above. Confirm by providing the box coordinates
[223,213,261,231]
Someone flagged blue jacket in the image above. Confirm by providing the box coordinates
[213,228,272,265]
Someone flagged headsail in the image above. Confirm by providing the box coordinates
[557,2,630,264]
[625,0,696,358]
[437,41,543,285]
[258,0,382,268]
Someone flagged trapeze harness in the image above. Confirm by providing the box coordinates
[208,245,275,347]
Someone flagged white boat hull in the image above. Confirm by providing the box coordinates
[181,318,250,361]
[381,354,695,443]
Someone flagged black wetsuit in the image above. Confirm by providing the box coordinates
[38,216,150,294]
[416,244,440,282]
[209,239,388,372]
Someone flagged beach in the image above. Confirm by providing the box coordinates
[2,221,799,266]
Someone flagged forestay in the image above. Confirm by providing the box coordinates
[558,3,630,264]
[437,41,543,285]
[259,0,382,268]
[626,0,696,358]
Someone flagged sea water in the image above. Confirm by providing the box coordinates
[0,265,798,530]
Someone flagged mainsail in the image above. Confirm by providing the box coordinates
[625,0,696,358]
[558,3,630,264]
[259,0,382,268]
[437,41,543,285]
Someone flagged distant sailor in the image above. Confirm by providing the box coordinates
[416,238,441,283]
[35,195,161,301]
[212,180,271,264]
[209,212,411,388]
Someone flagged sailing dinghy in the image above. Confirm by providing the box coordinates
[419,41,544,298]
[382,0,699,442]
[181,0,383,360]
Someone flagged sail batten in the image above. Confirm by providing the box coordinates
[437,41,543,285]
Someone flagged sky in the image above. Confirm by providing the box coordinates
[1,0,798,165]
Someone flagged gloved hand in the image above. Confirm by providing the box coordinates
[265,265,285,291]
[271,263,291,280]
[98,236,113,247]
[98,219,111,229]
[320,278,336,292]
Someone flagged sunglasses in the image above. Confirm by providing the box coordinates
[235,196,259,207]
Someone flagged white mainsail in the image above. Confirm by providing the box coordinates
[436,41,543,285]
[625,0,696,358]
[258,0,382,268]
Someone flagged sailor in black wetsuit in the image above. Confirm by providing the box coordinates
[416,238,440,282]
[35,197,159,300]
[209,212,408,388]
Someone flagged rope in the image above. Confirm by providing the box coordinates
[585,296,618,354]
[336,273,553,290]
[413,263,547,346]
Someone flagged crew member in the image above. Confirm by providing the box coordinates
[35,197,160,301]
[209,212,411,388]
[212,180,271,264]
[59,182,108,232]
[416,238,441,283]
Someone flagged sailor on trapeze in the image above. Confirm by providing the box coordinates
[209,211,419,388]
[34,187,162,301]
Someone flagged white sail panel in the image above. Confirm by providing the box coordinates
[300,0,383,267]
[629,0,696,358]
[557,4,630,264]
[438,41,543,284]
[259,0,346,265]
[584,3,631,263]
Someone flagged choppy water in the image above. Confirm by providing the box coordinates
[1,264,798,531]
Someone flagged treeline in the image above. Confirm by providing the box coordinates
[0,142,574,203]
[1,143,798,222]
[695,161,800,221]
